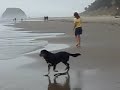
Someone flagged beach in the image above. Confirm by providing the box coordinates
[0,16,120,90]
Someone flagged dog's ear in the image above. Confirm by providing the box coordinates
[39,49,48,57]
[41,49,48,52]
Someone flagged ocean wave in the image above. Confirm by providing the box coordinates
[0,23,67,60]
[0,41,48,60]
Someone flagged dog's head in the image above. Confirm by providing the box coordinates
[39,49,49,57]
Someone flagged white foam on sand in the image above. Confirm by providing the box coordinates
[27,43,70,55]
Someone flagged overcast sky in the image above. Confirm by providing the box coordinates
[0,0,95,17]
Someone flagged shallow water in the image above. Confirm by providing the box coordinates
[0,56,120,90]
[0,22,68,60]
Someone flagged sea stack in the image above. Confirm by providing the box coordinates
[1,8,27,19]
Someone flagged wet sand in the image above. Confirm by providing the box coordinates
[1,16,120,90]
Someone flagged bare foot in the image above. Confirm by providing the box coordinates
[76,44,80,47]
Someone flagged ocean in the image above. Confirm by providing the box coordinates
[0,20,69,60]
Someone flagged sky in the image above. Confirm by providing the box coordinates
[0,0,95,17]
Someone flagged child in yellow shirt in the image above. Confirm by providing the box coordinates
[73,12,82,47]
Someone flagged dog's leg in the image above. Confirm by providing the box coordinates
[48,64,52,75]
[44,64,52,76]
[54,75,58,84]
[64,62,70,72]
[53,65,58,72]
[47,76,51,84]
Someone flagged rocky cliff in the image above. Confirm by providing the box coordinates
[2,8,27,19]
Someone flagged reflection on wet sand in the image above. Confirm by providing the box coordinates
[47,73,70,90]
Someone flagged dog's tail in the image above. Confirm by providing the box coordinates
[69,53,81,57]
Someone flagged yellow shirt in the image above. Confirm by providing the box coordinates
[74,18,82,28]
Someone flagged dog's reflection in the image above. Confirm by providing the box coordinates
[47,73,70,90]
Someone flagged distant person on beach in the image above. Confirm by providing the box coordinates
[73,12,82,47]
[21,18,23,21]
[44,16,48,21]
[13,18,16,23]
[46,16,48,20]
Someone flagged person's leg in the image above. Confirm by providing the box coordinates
[77,35,80,46]
[76,35,80,47]
[75,28,81,47]
[75,35,78,46]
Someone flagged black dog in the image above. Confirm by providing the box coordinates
[39,49,81,76]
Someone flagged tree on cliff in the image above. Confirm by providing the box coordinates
[86,0,120,11]
[83,0,120,16]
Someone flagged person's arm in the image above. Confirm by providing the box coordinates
[73,18,76,30]
[73,24,76,30]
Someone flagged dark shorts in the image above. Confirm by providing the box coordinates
[75,27,82,36]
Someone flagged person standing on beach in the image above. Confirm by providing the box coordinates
[73,12,82,47]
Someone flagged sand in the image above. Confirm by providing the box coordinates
[1,16,120,90]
